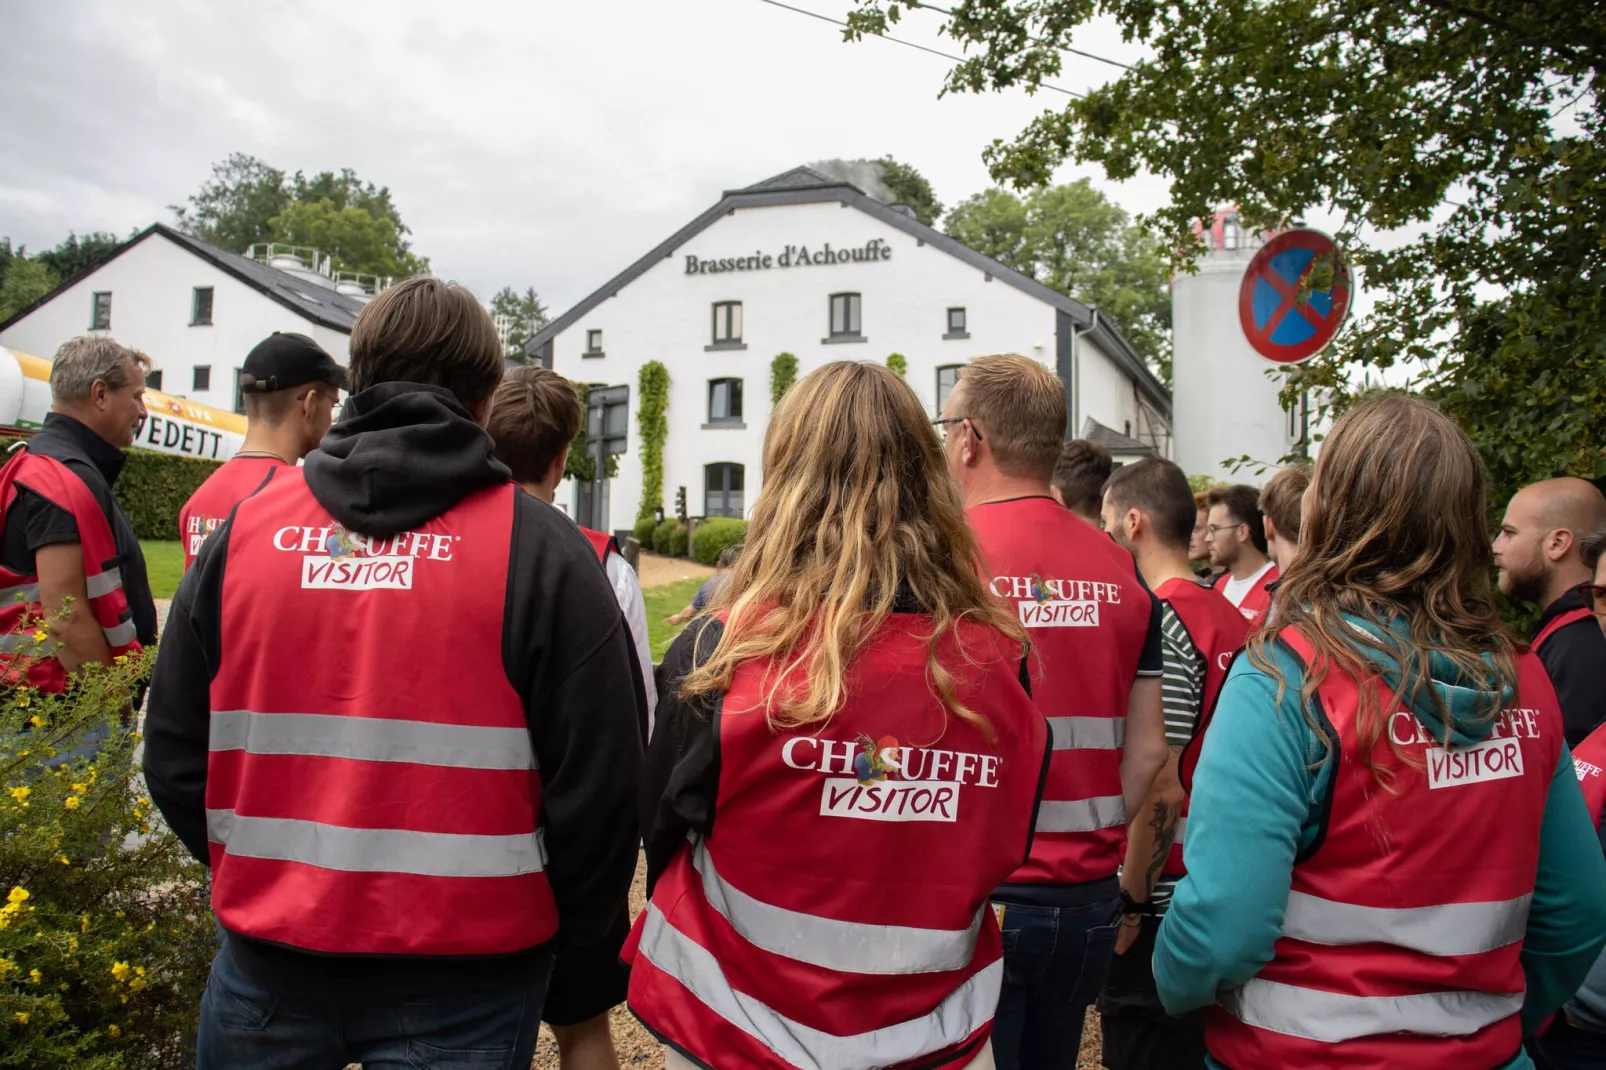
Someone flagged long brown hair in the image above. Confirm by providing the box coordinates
[1248,394,1516,778]
[680,361,1026,736]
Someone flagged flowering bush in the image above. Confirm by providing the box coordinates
[1,628,213,1068]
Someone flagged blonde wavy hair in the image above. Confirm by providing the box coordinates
[680,360,1027,737]
[1248,394,1517,781]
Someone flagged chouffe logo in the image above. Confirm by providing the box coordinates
[1389,706,1542,790]
[272,523,458,591]
[782,733,1002,824]
[990,573,1123,629]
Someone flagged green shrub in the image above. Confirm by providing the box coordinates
[692,518,747,566]
[632,516,657,545]
[770,353,798,406]
[0,636,214,1068]
[651,518,687,558]
[886,353,908,378]
[1,436,222,542]
[636,362,669,522]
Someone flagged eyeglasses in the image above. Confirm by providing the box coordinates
[1206,522,1247,536]
[1575,582,1606,614]
[931,416,984,442]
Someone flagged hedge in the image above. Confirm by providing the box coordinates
[0,436,220,541]
[651,518,688,557]
[633,515,658,546]
[692,517,747,566]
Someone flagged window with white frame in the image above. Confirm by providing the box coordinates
[712,301,742,345]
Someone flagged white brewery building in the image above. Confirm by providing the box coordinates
[531,166,1173,533]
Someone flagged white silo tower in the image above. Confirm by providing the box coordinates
[1172,210,1306,484]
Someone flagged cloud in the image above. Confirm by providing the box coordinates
[1,0,1164,312]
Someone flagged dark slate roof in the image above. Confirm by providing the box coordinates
[527,166,1170,417]
[0,223,367,335]
[1082,416,1158,455]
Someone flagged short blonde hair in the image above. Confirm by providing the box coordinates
[956,355,1067,481]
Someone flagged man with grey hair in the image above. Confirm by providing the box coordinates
[0,336,157,689]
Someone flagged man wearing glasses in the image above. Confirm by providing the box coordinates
[1203,484,1277,624]
[178,333,344,569]
[1493,477,1606,747]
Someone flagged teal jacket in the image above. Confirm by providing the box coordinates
[1154,618,1606,1070]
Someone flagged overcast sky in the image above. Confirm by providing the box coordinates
[1,0,1166,313]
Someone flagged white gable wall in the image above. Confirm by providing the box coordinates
[0,234,350,413]
[551,199,1162,534]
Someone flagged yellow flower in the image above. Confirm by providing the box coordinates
[79,915,90,933]
[63,796,80,810]
[106,1023,120,1037]
[127,977,147,993]
[14,1012,27,1025]
[134,966,145,977]
[32,629,46,642]
[28,968,40,984]
[110,961,131,982]
[8,786,30,804]
[27,716,42,728]
[6,887,28,905]
[0,959,12,979]
[71,783,87,794]
[56,855,69,866]
[16,693,28,708]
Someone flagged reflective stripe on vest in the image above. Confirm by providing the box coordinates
[84,567,122,598]
[690,839,982,976]
[210,709,535,770]
[1222,978,1524,1044]
[1046,716,1125,750]
[1281,890,1530,957]
[1036,795,1126,833]
[0,582,40,603]
[635,902,1002,1070]
[206,809,546,878]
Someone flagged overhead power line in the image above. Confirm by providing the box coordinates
[747,0,1087,99]
[909,0,1136,71]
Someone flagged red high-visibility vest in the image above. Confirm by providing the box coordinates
[1575,722,1606,830]
[0,449,141,692]
[178,455,285,569]
[1535,606,1594,652]
[966,497,1153,885]
[625,613,1047,1070]
[206,468,557,956]
[1214,563,1279,624]
[1205,626,1561,1069]
[579,526,618,564]
[1152,577,1250,878]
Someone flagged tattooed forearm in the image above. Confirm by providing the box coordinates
[1143,799,1179,896]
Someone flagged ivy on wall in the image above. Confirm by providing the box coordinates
[886,353,908,378]
[770,352,798,407]
[636,361,669,522]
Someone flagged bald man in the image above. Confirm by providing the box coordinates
[1494,477,1606,745]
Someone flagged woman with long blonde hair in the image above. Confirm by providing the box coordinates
[1154,394,1606,1069]
[624,361,1050,1070]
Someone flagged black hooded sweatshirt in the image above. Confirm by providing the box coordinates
[143,383,645,996]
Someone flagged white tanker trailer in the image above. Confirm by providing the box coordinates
[0,345,245,462]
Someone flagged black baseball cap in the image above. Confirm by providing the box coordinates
[239,332,346,394]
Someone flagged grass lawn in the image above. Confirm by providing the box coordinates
[141,540,185,600]
[643,576,704,661]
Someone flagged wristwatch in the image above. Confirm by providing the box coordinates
[1118,889,1154,919]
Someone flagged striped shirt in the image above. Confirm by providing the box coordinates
[1153,599,1207,911]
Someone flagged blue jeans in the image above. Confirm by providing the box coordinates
[990,894,1122,1070]
[1536,1017,1606,1069]
[197,941,550,1069]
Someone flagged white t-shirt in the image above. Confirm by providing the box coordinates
[605,550,659,735]
[1221,560,1275,608]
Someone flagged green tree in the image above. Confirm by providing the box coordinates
[945,181,1173,382]
[845,0,1606,504]
[876,157,944,226]
[770,352,799,406]
[490,287,551,360]
[33,233,122,284]
[886,352,908,378]
[0,257,59,322]
[169,153,290,253]
[267,199,428,279]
